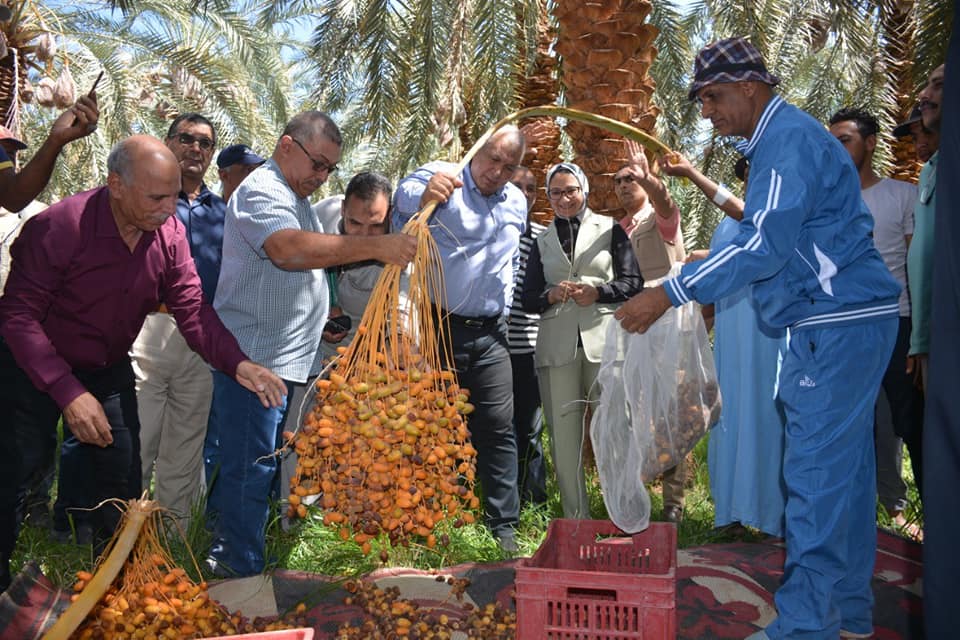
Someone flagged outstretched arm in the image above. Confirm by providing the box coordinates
[660,151,744,221]
[0,95,100,212]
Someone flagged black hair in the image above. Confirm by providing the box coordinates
[344,171,392,204]
[828,107,879,140]
[282,111,342,147]
[166,112,217,144]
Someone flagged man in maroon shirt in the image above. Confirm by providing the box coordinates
[0,135,286,592]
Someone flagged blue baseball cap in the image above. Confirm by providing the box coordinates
[216,144,266,169]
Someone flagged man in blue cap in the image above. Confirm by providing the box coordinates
[615,37,900,640]
[217,143,266,203]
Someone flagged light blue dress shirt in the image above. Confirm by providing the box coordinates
[393,161,527,318]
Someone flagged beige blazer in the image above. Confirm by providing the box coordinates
[534,209,618,368]
[629,208,686,281]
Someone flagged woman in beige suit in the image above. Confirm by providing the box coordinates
[521,162,643,518]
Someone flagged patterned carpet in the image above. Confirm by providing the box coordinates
[0,529,923,639]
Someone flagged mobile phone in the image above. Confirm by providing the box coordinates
[324,315,352,334]
[71,70,103,127]
[86,70,104,97]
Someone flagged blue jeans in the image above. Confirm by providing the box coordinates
[204,371,290,576]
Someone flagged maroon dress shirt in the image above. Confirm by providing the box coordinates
[0,187,247,409]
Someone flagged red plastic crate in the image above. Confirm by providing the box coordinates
[515,519,676,640]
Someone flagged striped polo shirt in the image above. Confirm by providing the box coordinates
[506,220,547,354]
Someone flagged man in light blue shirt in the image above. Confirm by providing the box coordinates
[393,126,527,553]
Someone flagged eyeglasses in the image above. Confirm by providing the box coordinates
[547,186,582,199]
[176,133,214,151]
[290,137,338,174]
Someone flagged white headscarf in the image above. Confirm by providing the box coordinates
[546,162,590,217]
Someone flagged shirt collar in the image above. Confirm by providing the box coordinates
[464,162,508,203]
[625,201,653,223]
[179,182,214,205]
[735,94,786,158]
[96,186,123,238]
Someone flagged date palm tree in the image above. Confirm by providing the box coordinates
[649,0,952,249]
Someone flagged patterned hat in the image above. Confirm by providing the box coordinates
[687,37,780,100]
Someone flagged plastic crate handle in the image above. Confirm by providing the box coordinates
[567,586,618,601]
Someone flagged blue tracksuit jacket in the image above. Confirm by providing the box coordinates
[664,95,901,330]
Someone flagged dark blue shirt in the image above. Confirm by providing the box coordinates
[177,185,226,303]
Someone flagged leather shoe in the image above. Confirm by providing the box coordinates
[663,505,683,524]
[497,535,519,556]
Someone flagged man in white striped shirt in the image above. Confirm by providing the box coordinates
[506,167,548,507]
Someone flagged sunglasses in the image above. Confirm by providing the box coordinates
[176,132,215,151]
[290,137,339,175]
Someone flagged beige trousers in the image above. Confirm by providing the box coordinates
[538,349,600,519]
[131,312,213,529]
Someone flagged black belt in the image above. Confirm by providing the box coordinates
[435,306,502,329]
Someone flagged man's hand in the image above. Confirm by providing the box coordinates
[322,308,350,344]
[63,392,113,447]
[906,353,926,388]
[235,361,288,408]
[519,120,552,149]
[625,139,653,183]
[614,286,672,333]
[660,151,694,179]
[686,249,709,263]
[372,233,418,266]
[49,94,99,145]
[419,172,463,209]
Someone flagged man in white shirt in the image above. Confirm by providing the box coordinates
[829,107,924,534]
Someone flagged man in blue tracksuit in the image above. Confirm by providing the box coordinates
[616,38,900,639]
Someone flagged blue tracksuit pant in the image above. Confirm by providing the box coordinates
[765,318,896,639]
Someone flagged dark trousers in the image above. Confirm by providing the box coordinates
[875,316,924,505]
[510,352,547,507]
[0,339,141,575]
[444,320,519,537]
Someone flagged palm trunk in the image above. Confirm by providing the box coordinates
[515,0,562,224]
[553,0,659,217]
[881,0,922,182]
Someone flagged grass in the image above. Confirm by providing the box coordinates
[11,430,921,590]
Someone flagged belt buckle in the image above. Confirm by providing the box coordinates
[464,317,484,328]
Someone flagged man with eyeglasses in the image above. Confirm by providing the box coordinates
[613,139,689,525]
[204,111,417,577]
[393,126,528,554]
[123,113,226,535]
